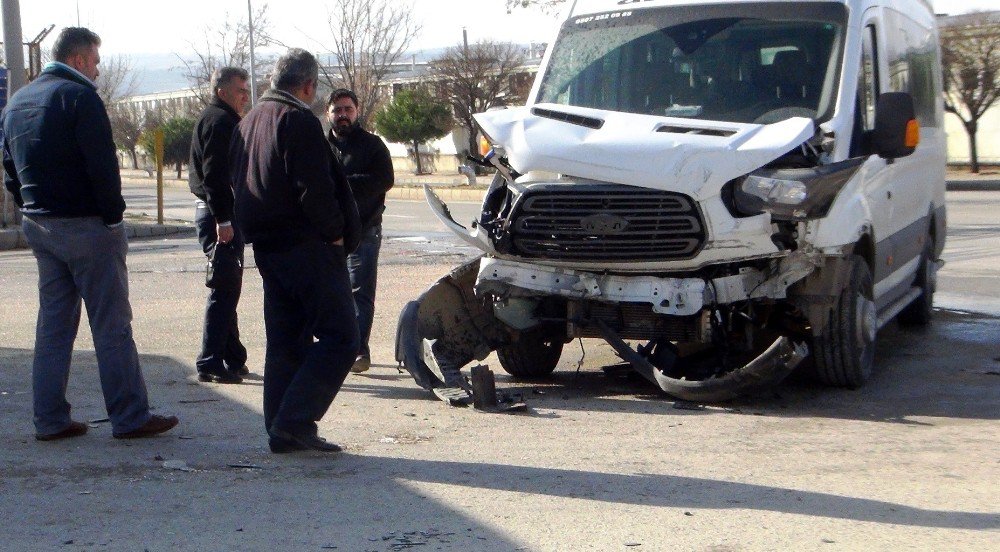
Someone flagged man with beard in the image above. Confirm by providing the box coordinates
[326,89,394,374]
[230,49,360,453]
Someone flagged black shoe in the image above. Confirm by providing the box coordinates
[270,428,342,453]
[198,366,242,384]
[229,365,250,376]
[268,435,310,454]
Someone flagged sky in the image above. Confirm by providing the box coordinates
[15,0,999,94]
[21,0,999,57]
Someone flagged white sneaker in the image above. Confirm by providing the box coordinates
[350,356,370,373]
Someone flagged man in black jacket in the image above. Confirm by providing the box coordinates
[230,49,361,453]
[1,27,177,441]
[326,89,394,374]
[189,67,251,384]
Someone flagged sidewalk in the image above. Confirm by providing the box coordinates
[0,216,193,251]
[945,167,1000,191]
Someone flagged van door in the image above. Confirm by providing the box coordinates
[852,17,901,308]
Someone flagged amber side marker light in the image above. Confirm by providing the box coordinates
[479,136,492,157]
[905,119,920,148]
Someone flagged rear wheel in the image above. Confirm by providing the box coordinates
[812,255,876,389]
[898,237,936,326]
[497,331,564,379]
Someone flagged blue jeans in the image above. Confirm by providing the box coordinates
[347,224,382,358]
[254,240,360,437]
[194,203,247,373]
[22,215,152,435]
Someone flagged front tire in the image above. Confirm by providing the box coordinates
[497,331,564,379]
[812,255,877,389]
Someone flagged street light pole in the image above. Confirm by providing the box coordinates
[247,0,257,106]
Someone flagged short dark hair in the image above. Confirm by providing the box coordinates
[211,67,250,96]
[271,48,318,92]
[327,88,358,108]
[52,27,101,62]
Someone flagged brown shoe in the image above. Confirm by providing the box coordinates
[113,415,179,439]
[35,420,88,442]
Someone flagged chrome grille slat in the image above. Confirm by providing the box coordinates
[509,185,706,262]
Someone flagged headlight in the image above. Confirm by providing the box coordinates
[741,176,808,205]
[731,157,866,220]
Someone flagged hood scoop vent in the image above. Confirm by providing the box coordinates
[531,107,604,129]
[657,125,738,138]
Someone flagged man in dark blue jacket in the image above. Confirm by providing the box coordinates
[189,67,251,384]
[1,27,178,441]
[230,48,361,453]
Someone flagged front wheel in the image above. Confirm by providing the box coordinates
[811,255,877,389]
[497,331,564,379]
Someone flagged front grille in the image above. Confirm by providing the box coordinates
[570,301,702,341]
[509,184,706,262]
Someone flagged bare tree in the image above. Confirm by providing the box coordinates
[431,40,528,157]
[505,0,566,13]
[178,3,273,105]
[95,55,146,170]
[941,13,1000,174]
[321,0,421,126]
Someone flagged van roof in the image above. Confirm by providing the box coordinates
[568,0,934,19]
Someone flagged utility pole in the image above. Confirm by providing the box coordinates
[247,0,257,106]
[1,0,26,228]
[2,0,27,94]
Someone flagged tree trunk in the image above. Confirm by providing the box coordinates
[129,148,139,170]
[413,140,424,175]
[966,121,980,174]
[467,123,479,160]
[176,161,183,180]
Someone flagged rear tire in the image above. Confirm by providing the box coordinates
[898,238,935,326]
[812,255,876,389]
[497,331,564,379]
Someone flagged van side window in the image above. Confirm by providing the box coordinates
[860,25,879,132]
[851,24,879,156]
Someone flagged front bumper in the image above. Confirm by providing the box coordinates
[476,253,821,316]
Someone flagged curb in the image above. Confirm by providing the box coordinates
[946,180,1000,191]
[0,222,194,252]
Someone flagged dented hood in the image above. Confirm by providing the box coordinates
[474,104,814,198]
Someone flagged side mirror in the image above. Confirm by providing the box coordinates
[873,92,919,159]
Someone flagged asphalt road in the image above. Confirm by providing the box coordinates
[0,190,996,550]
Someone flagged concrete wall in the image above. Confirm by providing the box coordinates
[945,107,1000,166]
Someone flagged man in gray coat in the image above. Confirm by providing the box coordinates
[1,27,178,441]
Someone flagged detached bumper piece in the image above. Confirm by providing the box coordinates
[595,320,808,402]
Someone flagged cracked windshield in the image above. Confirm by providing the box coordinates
[538,3,846,124]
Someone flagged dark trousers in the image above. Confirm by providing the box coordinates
[347,224,382,358]
[22,215,151,435]
[254,240,360,437]
[195,204,247,373]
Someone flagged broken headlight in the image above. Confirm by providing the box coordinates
[731,157,866,220]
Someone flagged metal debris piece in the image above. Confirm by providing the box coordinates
[227,463,264,470]
[432,387,472,406]
[178,398,220,404]
[672,401,706,411]
[162,460,195,472]
[88,417,110,424]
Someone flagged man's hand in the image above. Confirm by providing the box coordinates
[217,223,235,244]
[332,238,344,246]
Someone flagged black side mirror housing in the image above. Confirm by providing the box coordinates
[873,92,917,159]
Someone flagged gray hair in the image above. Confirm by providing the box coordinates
[271,48,319,91]
[210,67,250,96]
